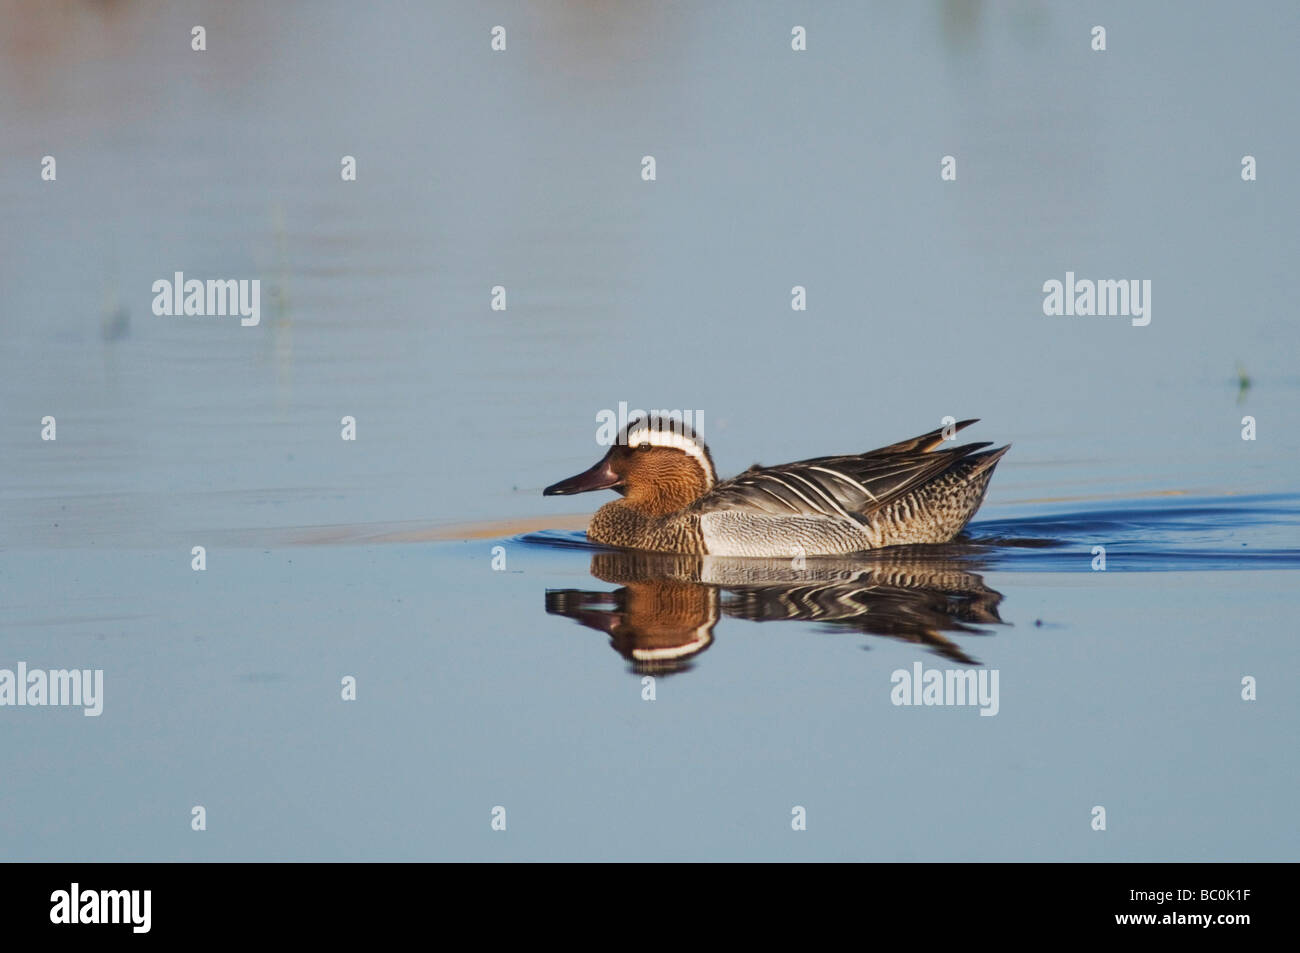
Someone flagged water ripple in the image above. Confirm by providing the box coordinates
[522,493,1300,572]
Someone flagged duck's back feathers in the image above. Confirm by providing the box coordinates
[691,428,999,526]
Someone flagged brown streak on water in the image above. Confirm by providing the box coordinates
[286,513,592,545]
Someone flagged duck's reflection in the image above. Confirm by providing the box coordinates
[546,549,1005,673]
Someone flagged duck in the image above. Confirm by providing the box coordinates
[543,416,1009,556]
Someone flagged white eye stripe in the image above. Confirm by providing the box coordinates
[624,426,715,485]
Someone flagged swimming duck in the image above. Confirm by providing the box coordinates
[543,417,1009,556]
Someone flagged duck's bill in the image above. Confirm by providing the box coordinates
[543,458,621,496]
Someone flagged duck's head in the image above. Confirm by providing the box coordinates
[543,417,717,516]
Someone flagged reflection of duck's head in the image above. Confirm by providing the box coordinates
[545,549,1006,671]
[546,556,717,673]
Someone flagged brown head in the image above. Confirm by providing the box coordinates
[543,418,717,517]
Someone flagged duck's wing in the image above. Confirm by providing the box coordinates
[692,426,999,523]
[867,418,979,454]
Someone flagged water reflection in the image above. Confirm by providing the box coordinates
[546,549,1005,674]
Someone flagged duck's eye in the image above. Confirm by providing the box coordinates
[636,443,652,452]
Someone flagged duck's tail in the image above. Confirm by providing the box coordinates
[963,444,1011,479]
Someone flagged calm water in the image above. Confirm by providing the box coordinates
[1,0,1297,860]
